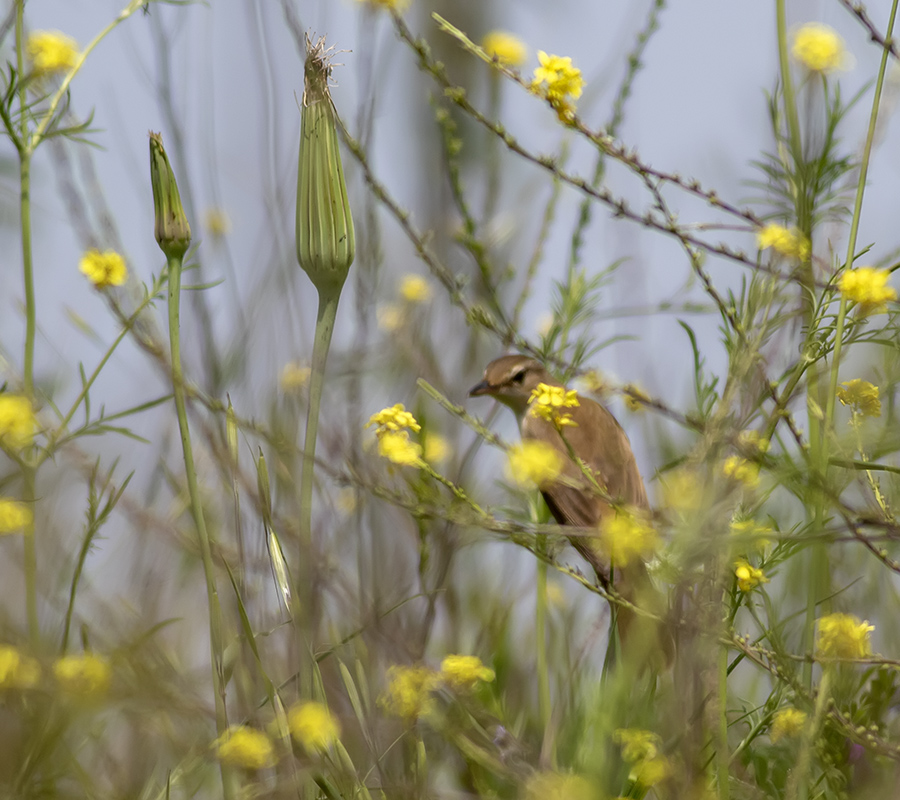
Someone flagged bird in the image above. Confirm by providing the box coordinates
[469,354,669,666]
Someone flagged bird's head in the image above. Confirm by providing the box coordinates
[468,355,559,419]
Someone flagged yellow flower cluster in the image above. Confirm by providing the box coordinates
[738,429,770,455]
[734,559,768,592]
[722,456,760,488]
[355,0,409,9]
[599,508,658,567]
[505,440,563,488]
[79,249,128,289]
[423,433,451,465]
[399,274,432,303]
[839,266,896,312]
[0,499,32,535]
[770,708,807,742]
[288,701,340,752]
[380,654,494,719]
[53,653,111,697]
[482,31,527,68]
[614,729,672,787]
[660,467,703,513]
[380,664,440,719]
[523,772,593,800]
[816,613,874,660]
[215,726,276,770]
[837,379,881,418]
[280,361,311,393]
[530,51,585,122]
[730,518,774,555]
[756,223,810,261]
[623,383,650,413]
[0,394,36,450]
[440,654,495,689]
[0,645,41,689]
[528,382,579,428]
[792,23,848,73]
[26,30,78,75]
[367,404,423,466]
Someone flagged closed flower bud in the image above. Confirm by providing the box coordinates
[149,131,191,259]
[296,35,355,296]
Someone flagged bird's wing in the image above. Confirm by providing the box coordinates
[521,395,648,529]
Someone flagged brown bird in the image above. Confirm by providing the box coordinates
[469,354,668,665]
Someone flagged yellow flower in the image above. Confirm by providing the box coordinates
[0,395,36,450]
[399,275,432,303]
[79,249,127,289]
[423,433,451,464]
[837,379,881,418]
[770,708,807,742]
[734,559,768,592]
[53,653,111,697]
[440,654,495,689]
[203,208,231,237]
[377,431,423,466]
[482,31,527,67]
[792,23,848,73]
[839,266,896,311]
[505,440,563,488]
[756,223,810,260]
[730,518,774,555]
[816,613,874,660]
[528,382,579,428]
[738,429,770,454]
[599,508,658,567]
[367,403,421,434]
[355,0,410,10]
[288,701,340,752]
[530,51,585,121]
[377,304,403,332]
[26,31,78,75]
[0,499,32,534]
[660,468,703,513]
[0,646,41,689]
[524,772,593,800]
[614,729,672,787]
[280,361,311,392]
[722,456,760,488]
[623,383,650,413]
[380,664,440,719]
[215,726,276,770]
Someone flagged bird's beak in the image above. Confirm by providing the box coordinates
[468,379,493,397]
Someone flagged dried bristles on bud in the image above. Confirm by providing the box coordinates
[296,34,355,297]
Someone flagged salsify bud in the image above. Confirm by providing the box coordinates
[296,35,355,296]
[149,131,191,259]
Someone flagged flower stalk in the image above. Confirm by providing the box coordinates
[150,132,233,800]
[295,35,355,640]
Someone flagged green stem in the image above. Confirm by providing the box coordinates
[787,667,832,800]
[717,631,730,800]
[15,1,38,645]
[532,497,551,747]
[298,291,340,693]
[826,0,899,426]
[166,254,233,800]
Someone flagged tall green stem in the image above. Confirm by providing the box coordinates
[167,254,233,800]
[298,291,340,693]
[826,0,899,426]
[15,0,38,645]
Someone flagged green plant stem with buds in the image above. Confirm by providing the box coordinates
[826,0,899,427]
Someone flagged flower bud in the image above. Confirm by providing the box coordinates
[149,131,191,259]
[296,36,355,296]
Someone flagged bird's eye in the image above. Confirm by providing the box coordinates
[511,369,526,384]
